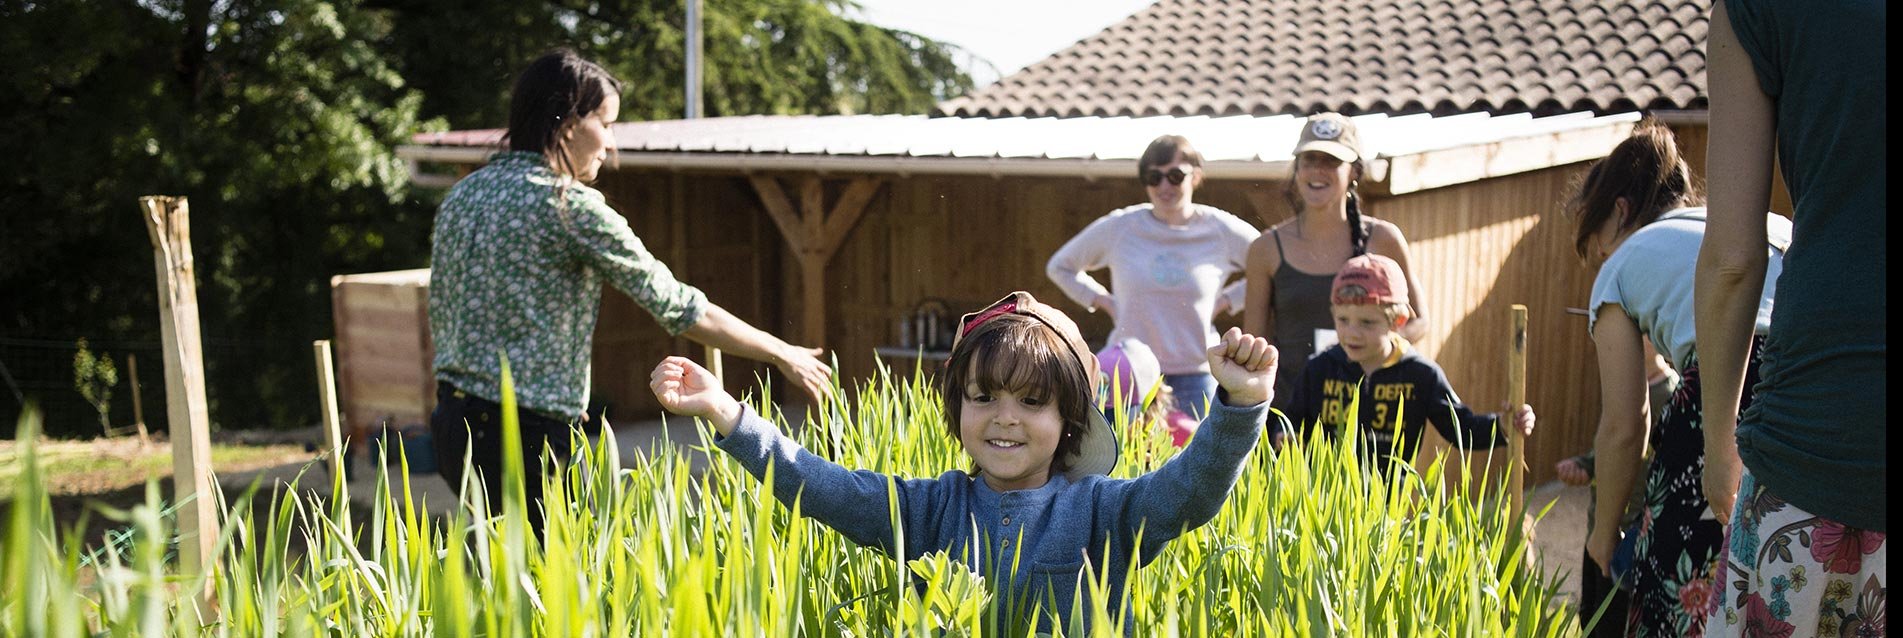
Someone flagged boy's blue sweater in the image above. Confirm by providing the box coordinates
[713,395,1267,632]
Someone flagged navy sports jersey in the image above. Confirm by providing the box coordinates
[1280,336,1506,468]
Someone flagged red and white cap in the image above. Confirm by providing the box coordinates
[1331,254,1411,313]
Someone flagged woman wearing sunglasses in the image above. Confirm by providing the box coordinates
[1046,135,1259,419]
[1243,112,1430,412]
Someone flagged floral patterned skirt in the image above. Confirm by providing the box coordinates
[1622,339,1765,637]
[1705,469,1888,637]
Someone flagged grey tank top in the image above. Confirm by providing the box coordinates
[1268,224,1369,410]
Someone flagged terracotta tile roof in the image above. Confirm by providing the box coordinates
[935,0,1708,119]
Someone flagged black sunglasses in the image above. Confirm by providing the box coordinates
[1142,166,1192,186]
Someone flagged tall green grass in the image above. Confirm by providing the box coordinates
[0,361,1576,636]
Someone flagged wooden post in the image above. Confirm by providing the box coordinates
[704,345,724,385]
[1506,304,1529,521]
[127,353,149,442]
[139,195,217,607]
[312,340,345,483]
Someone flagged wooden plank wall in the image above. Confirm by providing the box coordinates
[589,173,783,422]
[1367,165,1603,486]
[586,167,1584,481]
[576,121,1800,484]
[330,271,434,436]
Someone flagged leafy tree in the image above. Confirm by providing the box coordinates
[0,0,439,436]
[0,0,975,437]
[374,0,979,128]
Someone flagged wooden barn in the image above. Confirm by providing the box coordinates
[388,0,1789,484]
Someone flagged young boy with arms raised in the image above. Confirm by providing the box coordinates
[649,291,1276,633]
[1279,254,1535,470]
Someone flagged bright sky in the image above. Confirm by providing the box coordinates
[847,0,1158,87]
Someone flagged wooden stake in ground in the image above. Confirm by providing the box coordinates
[1506,304,1529,522]
[140,195,218,608]
[312,340,346,485]
[127,353,150,442]
[704,345,725,386]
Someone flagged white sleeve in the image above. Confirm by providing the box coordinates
[1045,212,1122,309]
[1217,211,1259,313]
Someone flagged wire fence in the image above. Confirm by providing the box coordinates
[0,335,309,439]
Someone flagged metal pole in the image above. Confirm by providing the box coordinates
[685,0,704,119]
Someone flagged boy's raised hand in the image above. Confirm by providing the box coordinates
[649,356,744,435]
[1206,327,1277,407]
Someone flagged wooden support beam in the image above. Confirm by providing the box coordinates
[139,195,218,609]
[817,177,884,259]
[746,175,885,349]
[798,175,825,245]
[748,175,809,258]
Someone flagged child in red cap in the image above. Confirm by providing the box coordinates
[1277,254,1536,471]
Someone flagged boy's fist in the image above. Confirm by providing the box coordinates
[1501,402,1537,438]
[1206,327,1276,407]
[649,356,743,434]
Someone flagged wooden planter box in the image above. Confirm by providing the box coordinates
[329,269,434,455]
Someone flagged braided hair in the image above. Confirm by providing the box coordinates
[1345,189,1369,256]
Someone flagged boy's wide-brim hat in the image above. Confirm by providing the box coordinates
[952,291,1118,479]
[1292,112,1364,164]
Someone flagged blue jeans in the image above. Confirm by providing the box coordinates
[1164,373,1216,420]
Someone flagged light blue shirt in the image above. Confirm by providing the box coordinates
[1588,207,1790,370]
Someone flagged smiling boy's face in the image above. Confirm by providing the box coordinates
[960,382,1065,493]
[1332,303,1400,369]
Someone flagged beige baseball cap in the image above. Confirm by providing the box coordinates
[952,291,1118,479]
[1292,112,1363,164]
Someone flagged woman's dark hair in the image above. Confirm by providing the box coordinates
[938,314,1092,474]
[505,49,622,179]
[1138,135,1206,188]
[1566,121,1701,259]
[1282,155,1370,254]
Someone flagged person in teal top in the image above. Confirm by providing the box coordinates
[1701,1,1886,635]
[427,49,833,534]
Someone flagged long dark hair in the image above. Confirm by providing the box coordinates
[1566,121,1701,259]
[1282,156,1370,255]
[938,314,1092,474]
[504,49,622,180]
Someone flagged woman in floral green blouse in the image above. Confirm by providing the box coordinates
[427,49,832,532]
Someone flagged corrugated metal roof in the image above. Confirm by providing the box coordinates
[406,109,1639,165]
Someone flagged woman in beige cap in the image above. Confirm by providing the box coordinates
[1243,112,1430,412]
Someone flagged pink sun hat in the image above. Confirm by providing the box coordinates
[1097,338,1163,408]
